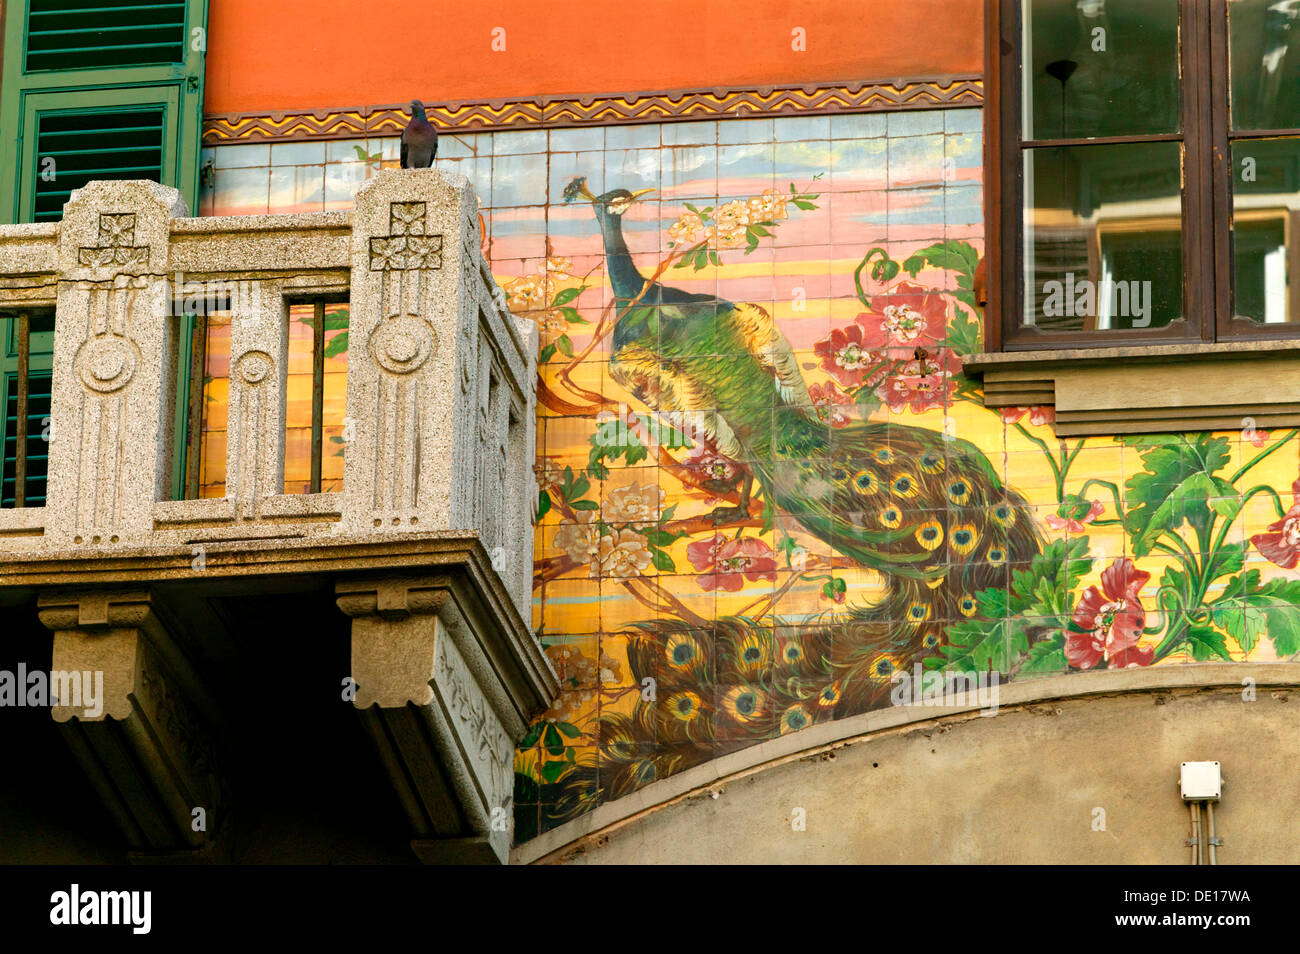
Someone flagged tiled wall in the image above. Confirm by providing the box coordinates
[206,108,1300,842]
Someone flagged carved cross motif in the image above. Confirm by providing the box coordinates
[369,201,444,271]
[78,213,150,267]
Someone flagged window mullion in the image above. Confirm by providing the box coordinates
[992,0,1019,352]
[1208,0,1234,341]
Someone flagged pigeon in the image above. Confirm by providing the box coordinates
[400,100,438,168]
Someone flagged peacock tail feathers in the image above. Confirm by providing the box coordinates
[545,417,1043,824]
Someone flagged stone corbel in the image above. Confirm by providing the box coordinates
[36,589,226,861]
[336,574,533,864]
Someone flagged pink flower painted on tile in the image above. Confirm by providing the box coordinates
[1251,477,1300,569]
[875,350,961,415]
[686,534,778,592]
[1065,558,1154,670]
[856,281,948,352]
[1046,496,1104,533]
[808,381,854,427]
[1001,405,1056,427]
[813,325,881,388]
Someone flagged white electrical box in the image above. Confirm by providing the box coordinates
[1180,761,1222,801]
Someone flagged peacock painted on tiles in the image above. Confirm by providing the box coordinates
[548,178,1042,820]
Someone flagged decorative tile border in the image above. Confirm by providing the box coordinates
[202,76,983,144]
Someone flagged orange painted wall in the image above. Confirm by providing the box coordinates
[204,0,982,114]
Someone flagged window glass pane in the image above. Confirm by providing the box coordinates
[198,311,232,499]
[1229,0,1300,131]
[1023,142,1183,332]
[284,303,349,494]
[284,305,317,495]
[1021,0,1181,140]
[320,304,349,493]
[1231,137,1300,325]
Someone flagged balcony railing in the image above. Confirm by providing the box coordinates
[0,171,537,618]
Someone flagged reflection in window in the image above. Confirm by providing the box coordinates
[1231,138,1300,325]
[1023,142,1184,331]
[1229,0,1300,132]
[182,300,350,500]
[285,302,349,495]
[1022,0,1180,141]
[194,310,231,499]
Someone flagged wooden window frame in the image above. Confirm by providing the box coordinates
[971,0,1300,434]
[986,0,1300,352]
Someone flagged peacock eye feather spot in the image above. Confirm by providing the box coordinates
[947,480,971,505]
[723,685,766,722]
[666,633,701,668]
[853,470,880,495]
[920,451,945,474]
[891,473,919,498]
[950,523,979,556]
[915,519,944,550]
[959,594,978,617]
[991,502,1016,528]
[869,655,900,680]
[780,706,810,734]
[667,691,703,722]
[878,506,903,529]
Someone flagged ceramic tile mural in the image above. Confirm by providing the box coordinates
[208,108,1300,841]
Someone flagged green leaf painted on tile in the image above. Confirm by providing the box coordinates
[1212,570,1300,656]
[943,306,982,356]
[552,285,587,306]
[1020,634,1067,674]
[1186,624,1232,662]
[1122,434,1232,556]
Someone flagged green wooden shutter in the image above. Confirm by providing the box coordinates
[2,372,51,507]
[0,0,208,224]
[0,312,54,509]
[25,0,189,72]
[32,103,166,223]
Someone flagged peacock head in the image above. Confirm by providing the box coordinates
[563,177,654,219]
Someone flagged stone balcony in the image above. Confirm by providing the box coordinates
[0,172,557,864]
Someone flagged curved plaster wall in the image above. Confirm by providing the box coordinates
[515,665,1300,864]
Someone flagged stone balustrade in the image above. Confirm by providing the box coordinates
[0,171,537,619]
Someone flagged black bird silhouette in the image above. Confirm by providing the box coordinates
[400,100,438,168]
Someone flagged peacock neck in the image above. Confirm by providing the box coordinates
[596,212,650,301]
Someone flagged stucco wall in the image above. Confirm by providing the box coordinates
[517,665,1300,864]
[203,0,982,112]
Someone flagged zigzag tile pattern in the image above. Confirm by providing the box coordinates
[203,78,983,143]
